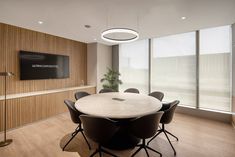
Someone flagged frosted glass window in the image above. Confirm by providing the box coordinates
[119,39,149,93]
[152,32,196,107]
[199,25,231,111]
[200,26,231,54]
[154,32,196,57]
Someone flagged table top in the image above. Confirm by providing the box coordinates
[75,92,162,119]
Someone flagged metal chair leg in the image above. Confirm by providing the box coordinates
[131,146,143,157]
[165,130,179,141]
[132,139,162,157]
[147,130,162,145]
[63,125,91,151]
[144,147,150,157]
[81,130,91,149]
[62,130,79,151]
[90,149,99,157]
[146,146,162,157]
[91,145,118,157]
[99,150,102,157]
[163,131,176,155]
[101,148,118,157]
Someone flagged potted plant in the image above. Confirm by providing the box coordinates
[100,68,122,92]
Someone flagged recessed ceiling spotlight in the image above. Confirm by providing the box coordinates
[94,38,97,41]
[38,21,43,24]
[84,25,91,28]
[181,16,186,20]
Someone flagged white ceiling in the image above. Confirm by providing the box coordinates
[0,0,235,45]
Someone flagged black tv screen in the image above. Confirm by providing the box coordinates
[19,51,69,80]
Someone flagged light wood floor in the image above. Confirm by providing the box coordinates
[0,113,235,157]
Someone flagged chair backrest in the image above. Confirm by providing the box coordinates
[149,91,164,101]
[129,112,164,139]
[80,115,119,144]
[160,100,179,124]
[75,91,90,100]
[124,88,140,94]
[64,99,82,124]
[99,88,114,93]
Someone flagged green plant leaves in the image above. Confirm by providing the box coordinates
[100,68,122,92]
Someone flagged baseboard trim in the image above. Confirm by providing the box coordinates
[176,106,232,123]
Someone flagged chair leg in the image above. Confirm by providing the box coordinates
[165,130,179,141]
[131,146,143,157]
[90,149,99,157]
[99,150,102,157]
[62,130,79,151]
[146,146,162,157]
[132,139,162,157]
[144,147,150,157]
[63,125,91,151]
[81,130,91,149]
[147,130,162,145]
[101,147,118,157]
[163,131,176,155]
[91,145,118,157]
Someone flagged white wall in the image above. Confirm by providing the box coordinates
[87,43,112,93]
[97,43,112,92]
[87,43,97,86]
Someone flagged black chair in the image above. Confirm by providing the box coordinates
[99,88,115,93]
[80,115,119,157]
[147,100,180,155]
[75,91,90,100]
[63,100,91,151]
[124,88,140,94]
[129,112,164,157]
[149,91,164,101]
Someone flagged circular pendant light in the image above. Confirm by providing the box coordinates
[101,28,139,43]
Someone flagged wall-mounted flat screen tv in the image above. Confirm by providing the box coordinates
[19,51,69,80]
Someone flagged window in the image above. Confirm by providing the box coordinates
[199,25,231,112]
[118,25,232,113]
[151,32,196,107]
[119,39,149,93]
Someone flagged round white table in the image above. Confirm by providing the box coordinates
[75,92,162,119]
[75,92,162,150]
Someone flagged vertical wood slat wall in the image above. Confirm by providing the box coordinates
[0,23,94,131]
[0,87,96,131]
[0,23,87,95]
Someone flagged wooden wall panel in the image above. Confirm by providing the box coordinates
[0,22,95,131]
[0,23,87,95]
[0,24,6,99]
[0,87,96,131]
